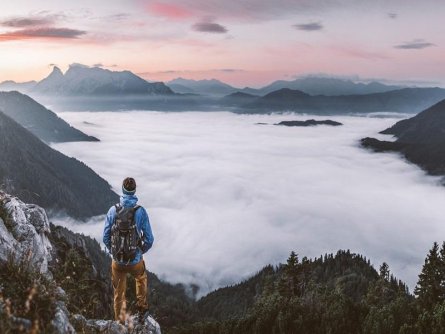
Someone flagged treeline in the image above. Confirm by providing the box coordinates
[167,243,445,334]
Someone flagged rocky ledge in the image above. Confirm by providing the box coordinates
[0,191,161,333]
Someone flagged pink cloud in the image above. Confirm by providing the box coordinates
[146,2,194,20]
[0,27,86,42]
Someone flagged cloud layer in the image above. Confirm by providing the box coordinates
[0,27,86,40]
[293,22,323,31]
[0,14,86,42]
[395,39,435,50]
[192,21,227,33]
[52,111,445,296]
[0,16,55,27]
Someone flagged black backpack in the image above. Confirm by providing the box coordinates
[111,204,141,263]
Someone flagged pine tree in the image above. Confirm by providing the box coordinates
[278,251,300,298]
[438,242,445,298]
[415,242,442,310]
[379,262,390,281]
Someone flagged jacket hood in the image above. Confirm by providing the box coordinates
[120,194,138,207]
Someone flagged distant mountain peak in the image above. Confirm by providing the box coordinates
[264,88,310,98]
[226,91,257,98]
[32,63,173,96]
[240,76,404,97]
[49,66,64,77]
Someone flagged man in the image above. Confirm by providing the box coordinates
[103,177,154,322]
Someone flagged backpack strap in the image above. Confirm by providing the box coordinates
[114,203,121,213]
[113,204,121,224]
[129,205,141,225]
[131,205,142,244]
[131,205,141,214]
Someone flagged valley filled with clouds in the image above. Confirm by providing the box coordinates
[52,111,445,296]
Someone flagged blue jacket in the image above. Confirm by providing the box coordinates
[103,194,154,265]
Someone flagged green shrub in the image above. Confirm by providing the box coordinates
[0,254,57,333]
[50,244,113,319]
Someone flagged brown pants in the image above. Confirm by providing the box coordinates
[111,259,148,321]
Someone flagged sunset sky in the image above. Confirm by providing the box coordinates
[0,0,444,88]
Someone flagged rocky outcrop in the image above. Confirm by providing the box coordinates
[72,314,161,334]
[0,192,161,333]
[0,191,52,273]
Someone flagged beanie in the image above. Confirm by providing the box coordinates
[122,177,136,195]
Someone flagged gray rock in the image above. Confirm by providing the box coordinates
[0,192,52,274]
[0,217,17,262]
[56,286,68,300]
[52,301,76,333]
[85,319,127,334]
[72,313,162,334]
[132,313,162,334]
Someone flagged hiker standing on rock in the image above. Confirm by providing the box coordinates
[103,177,154,322]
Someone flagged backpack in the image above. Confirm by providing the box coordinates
[111,204,141,263]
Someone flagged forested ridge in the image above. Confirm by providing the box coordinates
[168,243,445,334]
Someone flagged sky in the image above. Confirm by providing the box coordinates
[0,0,444,87]
[53,111,445,296]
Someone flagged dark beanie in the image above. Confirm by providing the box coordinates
[122,177,136,195]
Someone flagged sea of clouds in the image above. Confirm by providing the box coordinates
[51,111,445,296]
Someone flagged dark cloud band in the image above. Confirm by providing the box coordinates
[0,27,87,40]
[192,21,228,33]
[293,22,323,31]
[395,39,435,50]
[0,17,54,27]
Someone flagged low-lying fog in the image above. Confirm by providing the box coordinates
[52,111,445,296]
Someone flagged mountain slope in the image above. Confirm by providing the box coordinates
[0,91,98,143]
[167,78,237,96]
[381,99,445,143]
[220,91,259,107]
[0,80,36,93]
[167,76,402,97]
[0,110,118,218]
[244,87,445,114]
[32,64,174,96]
[361,99,445,175]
